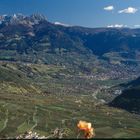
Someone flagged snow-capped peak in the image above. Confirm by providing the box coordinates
[13,14,17,18]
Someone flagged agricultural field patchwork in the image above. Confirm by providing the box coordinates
[0,93,140,138]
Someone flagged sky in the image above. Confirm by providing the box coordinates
[0,0,140,28]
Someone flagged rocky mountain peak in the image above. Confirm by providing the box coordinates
[0,14,47,26]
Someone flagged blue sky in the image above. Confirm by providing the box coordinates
[0,0,140,28]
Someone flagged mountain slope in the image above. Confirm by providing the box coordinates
[109,77,140,114]
[0,62,41,94]
[0,14,140,68]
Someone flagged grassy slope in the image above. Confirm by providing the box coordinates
[0,63,41,94]
[0,62,140,138]
[0,93,140,138]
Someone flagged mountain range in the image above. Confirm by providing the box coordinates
[0,14,140,138]
[0,13,140,106]
[0,14,140,66]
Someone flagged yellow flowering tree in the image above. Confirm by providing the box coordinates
[77,120,95,139]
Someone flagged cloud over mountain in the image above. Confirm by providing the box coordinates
[54,22,71,27]
[107,24,127,28]
[134,25,140,28]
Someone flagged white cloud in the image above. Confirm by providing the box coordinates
[54,22,71,27]
[118,7,138,14]
[107,24,128,28]
[104,5,114,11]
[134,25,140,28]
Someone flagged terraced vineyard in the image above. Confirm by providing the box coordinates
[0,92,140,138]
[0,62,140,138]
